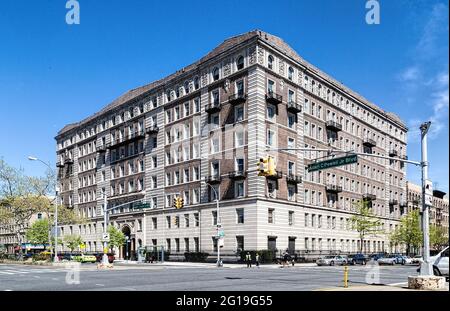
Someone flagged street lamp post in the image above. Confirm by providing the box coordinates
[28,156,59,263]
[202,181,222,267]
[102,191,109,264]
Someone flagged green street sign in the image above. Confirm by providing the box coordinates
[133,203,151,209]
[307,154,358,172]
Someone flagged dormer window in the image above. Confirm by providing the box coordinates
[237,56,244,70]
[212,67,220,81]
[268,55,274,70]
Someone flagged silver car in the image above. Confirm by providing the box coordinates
[316,255,348,266]
[432,246,449,277]
[377,255,397,265]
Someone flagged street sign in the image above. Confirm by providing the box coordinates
[218,237,224,248]
[424,179,433,207]
[217,229,225,238]
[102,233,110,242]
[133,202,151,209]
[307,154,358,172]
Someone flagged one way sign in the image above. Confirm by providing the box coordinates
[102,233,110,242]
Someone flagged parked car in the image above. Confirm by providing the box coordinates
[411,255,423,265]
[347,253,368,265]
[72,254,97,263]
[316,255,348,266]
[400,256,413,265]
[378,255,398,265]
[368,253,385,262]
[392,254,407,265]
[432,247,449,277]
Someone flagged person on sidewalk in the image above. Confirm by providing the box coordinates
[255,253,260,268]
[245,252,252,268]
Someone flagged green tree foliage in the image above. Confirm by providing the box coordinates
[349,200,384,253]
[63,235,84,253]
[107,225,126,253]
[26,219,50,247]
[430,225,448,251]
[390,209,422,255]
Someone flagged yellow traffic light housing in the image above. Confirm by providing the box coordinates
[173,196,184,209]
[267,156,276,176]
[258,157,269,176]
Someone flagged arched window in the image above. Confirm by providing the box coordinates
[268,55,274,70]
[175,87,180,98]
[184,81,190,94]
[288,66,294,80]
[237,56,244,70]
[212,67,220,81]
[194,77,199,90]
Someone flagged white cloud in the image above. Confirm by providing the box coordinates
[398,67,420,82]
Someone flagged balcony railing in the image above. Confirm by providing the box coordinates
[287,101,302,113]
[399,201,408,208]
[64,158,74,164]
[97,144,107,153]
[56,161,64,168]
[146,125,159,134]
[266,171,283,180]
[326,120,343,132]
[229,93,247,105]
[363,138,377,147]
[389,199,399,206]
[229,170,247,179]
[205,174,221,184]
[265,92,282,105]
[325,184,343,193]
[110,130,146,148]
[205,102,222,113]
[363,193,376,201]
[389,149,398,157]
[286,174,302,184]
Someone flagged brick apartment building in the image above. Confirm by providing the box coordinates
[54,30,409,260]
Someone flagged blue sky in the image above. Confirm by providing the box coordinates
[0,0,448,192]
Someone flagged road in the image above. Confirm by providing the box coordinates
[0,263,442,291]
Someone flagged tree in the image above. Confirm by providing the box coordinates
[63,235,83,253]
[0,158,84,259]
[430,225,448,252]
[26,219,50,247]
[349,200,384,253]
[389,209,422,256]
[107,225,126,254]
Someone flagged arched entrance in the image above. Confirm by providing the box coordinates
[121,225,135,260]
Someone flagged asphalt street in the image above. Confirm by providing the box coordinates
[0,263,433,291]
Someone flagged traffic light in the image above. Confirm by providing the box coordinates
[267,156,276,176]
[173,196,184,209]
[258,158,269,176]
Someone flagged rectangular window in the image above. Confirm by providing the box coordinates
[235,181,244,198]
[288,211,294,226]
[236,208,244,224]
[236,235,244,251]
[268,208,274,224]
[235,105,244,122]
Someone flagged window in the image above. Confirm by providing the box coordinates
[288,113,296,128]
[212,211,218,225]
[236,158,244,172]
[268,79,275,93]
[166,216,171,229]
[267,129,276,146]
[267,180,276,198]
[236,208,244,224]
[152,217,157,230]
[288,185,296,201]
[184,214,190,228]
[288,137,295,150]
[212,67,219,81]
[194,213,199,227]
[288,211,294,225]
[194,98,200,112]
[268,55,274,69]
[288,66,294,80]
[236,80,244,96]
[235,130,244,147]
[236,236,244,251]
[237,56,244,70]
[267,104,276,120]
[268,208,274,224]
[235,181,244,198]
[194,77,200,90]
[235,105,244,122]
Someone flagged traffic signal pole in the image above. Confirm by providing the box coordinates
[266,121,434,277]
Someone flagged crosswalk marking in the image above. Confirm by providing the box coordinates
[0,271,14,275]
[0,268,67,275]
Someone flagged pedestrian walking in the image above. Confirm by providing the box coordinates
[245,252,252,268]
[282,250,289,268]
[255,253,260,268]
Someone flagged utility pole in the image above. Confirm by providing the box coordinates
[420,121,433,276]
[102,191,109,265]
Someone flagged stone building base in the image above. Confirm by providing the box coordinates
[408,275,446,290]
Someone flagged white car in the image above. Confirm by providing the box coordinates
[432,247,449,277]
[377,255,398,265]
[412,255,423,265]
[316,255,348,266]
[401,256,413,265]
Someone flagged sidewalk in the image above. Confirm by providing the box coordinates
[316,282,449,291]
[113,260,317,269]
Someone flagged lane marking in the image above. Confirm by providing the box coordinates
[96,284,105,287]
[0,271,14,275]
[122,287,136,291]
